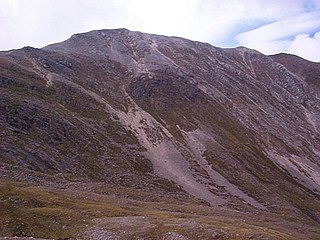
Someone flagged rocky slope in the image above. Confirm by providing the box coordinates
[0,29,319,239]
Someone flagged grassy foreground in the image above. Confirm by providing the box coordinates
[0,180,319,239]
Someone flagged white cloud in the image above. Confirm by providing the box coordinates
[116,0,198,38]
[114,0,308,44]
[236,11,320,44]
[235,11,320,60]
[0,0,319,61]
[288,32,320,62]
[0,0,140,50]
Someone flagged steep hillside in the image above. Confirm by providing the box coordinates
[271,53,320,86]
[0,29,319,239]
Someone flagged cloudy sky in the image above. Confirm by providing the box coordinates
[1,0,320,61]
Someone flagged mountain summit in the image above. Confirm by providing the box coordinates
[0,29,319,239]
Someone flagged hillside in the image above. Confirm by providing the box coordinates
[0,29,319,239]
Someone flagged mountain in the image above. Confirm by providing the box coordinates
[0,29,319,239]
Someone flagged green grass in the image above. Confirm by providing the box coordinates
[0,181,135,239]
[0,181,318,239]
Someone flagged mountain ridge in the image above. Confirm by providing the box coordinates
[0,29,319,239]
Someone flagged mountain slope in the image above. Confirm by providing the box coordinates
[0,29,319,239]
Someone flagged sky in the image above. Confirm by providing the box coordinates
[0,0,320,62]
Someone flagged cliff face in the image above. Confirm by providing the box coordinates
[0,29,319,229]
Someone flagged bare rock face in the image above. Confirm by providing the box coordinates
[0,29,319,222]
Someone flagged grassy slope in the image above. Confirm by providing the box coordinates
[0,180,319,240]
